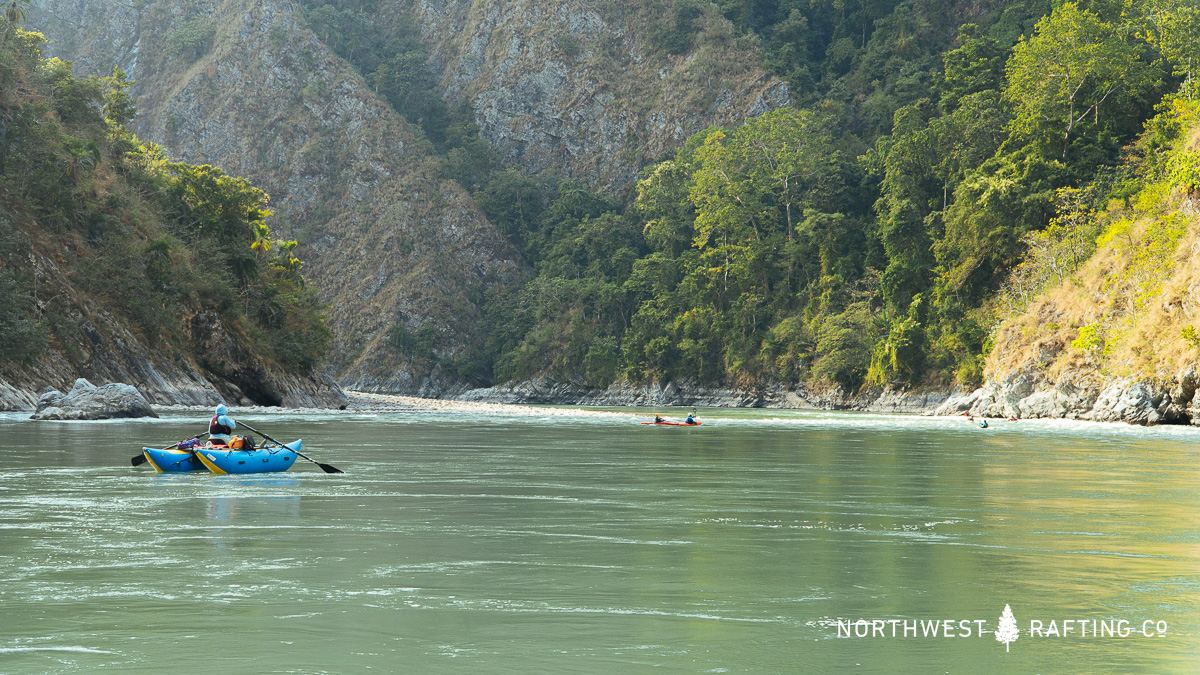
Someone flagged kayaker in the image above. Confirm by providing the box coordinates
[685,412,697,425]
[979,419,989,428]
[654,414,664,424]
[208,403,237,446]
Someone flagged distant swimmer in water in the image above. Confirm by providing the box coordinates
[980,420,989,428]
[967,415,974,422]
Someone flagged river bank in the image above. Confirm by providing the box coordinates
[11,367,1200,429]
[448,377,961,414]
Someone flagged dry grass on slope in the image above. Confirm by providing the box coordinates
[988,139,1200,386]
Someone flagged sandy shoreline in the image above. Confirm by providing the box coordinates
[152,391,643,420]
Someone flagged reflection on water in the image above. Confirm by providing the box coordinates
[0,410,1196,673]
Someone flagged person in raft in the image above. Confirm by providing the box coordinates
[208,403,237,446]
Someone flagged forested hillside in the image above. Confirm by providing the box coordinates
[0,18,341,408]
[468,0,1190,395]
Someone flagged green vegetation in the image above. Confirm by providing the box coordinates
[164,16,216,63]
[0,21,330,373]
[297,0,1195,391]
[483,1,1192,390]
[980,82,1200,379]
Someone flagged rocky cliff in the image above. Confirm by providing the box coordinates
[0,12,348,412]
[0,250,348,412]
[400,0,791,191]
[26,0,789,395]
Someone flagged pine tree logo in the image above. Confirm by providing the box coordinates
[996,604,1019,652]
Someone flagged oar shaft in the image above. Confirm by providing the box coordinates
[238,421,343,473]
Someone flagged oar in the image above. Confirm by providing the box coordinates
[238,421,344,474]
[130,434,204,467]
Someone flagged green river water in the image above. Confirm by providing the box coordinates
[0,407,1197,673]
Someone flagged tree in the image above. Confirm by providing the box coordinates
[1141,0,1200,95]
[162,163,273,284]
[2,0,27,33]
[100,66,136,128]
[250,221,272,253]
[1004,3,1145,160]
[996,604,1019,652]
[938,23,1006,113]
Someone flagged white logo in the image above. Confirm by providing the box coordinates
[996,604,1019,652]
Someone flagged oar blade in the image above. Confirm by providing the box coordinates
[317,462,344,474]
[131,454,147,467]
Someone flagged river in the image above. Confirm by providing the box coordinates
[0,407,1196,673]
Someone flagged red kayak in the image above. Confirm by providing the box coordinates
[640,421,702,426]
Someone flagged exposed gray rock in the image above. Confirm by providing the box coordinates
[458,377,957,413]
[931,363,1200,427]
[25,0,519,393]
[31,379,158,420]
[405,0,791,191]
[932,389,982,416]
[190,310,348,409]
[0,381,38,412]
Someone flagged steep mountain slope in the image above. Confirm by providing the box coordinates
[399,0,790,191]
[28,0,519,393]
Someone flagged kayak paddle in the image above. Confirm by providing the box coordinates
[238,421,344,474]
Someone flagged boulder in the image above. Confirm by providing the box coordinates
[30,378,158,420]
[933,388,982,416]
[1017,389,1058,418]
[1088,380,1158,425]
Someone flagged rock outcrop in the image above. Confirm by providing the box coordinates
[189,311,348,408]
[0,274,347,412]
[31,379,157,420]
[932,365,1200,426]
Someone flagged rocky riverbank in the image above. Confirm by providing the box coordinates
[932,365,1200,426]
[456,377,960,413]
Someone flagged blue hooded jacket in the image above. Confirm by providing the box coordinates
[209,404,237,444]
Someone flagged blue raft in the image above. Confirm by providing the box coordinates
[141,446,205,473]
[142,440,303,474]
[194,440,302,475]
